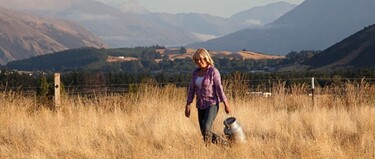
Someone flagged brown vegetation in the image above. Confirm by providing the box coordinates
[1,80,375,158]
[111,48,285,63]
[171,49,285,61]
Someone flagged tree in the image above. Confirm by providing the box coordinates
[35,75,54,109]
[38,76,50,97]
[179,46,187,54]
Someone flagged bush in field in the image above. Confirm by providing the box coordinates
[36,76,53,108]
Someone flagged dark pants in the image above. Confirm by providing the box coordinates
[198,104,220,144]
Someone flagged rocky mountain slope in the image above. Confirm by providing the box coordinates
[0,7,104,64]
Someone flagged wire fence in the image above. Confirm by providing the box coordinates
[2,77,375,97]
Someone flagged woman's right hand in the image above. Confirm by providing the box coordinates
[185,105,191,118]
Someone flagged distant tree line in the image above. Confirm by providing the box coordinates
[3,47,375,93]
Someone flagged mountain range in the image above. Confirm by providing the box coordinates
[5,0,295,48]
[0,0,295,64]
[187,0,375,55]
[0,7,104,64]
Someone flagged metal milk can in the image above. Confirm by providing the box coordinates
[223,117,246,143]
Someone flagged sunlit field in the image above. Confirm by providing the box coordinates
[1,80,375,158]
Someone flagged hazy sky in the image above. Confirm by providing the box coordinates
[97,0,304,17]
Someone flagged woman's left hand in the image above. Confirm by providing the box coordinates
[224,102,231,114]
[185,105,191,118]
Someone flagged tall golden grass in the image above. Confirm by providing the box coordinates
[1,80,375,158]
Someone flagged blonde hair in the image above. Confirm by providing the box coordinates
[192,48,214,66]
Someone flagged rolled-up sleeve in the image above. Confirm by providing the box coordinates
[213,68,227,102]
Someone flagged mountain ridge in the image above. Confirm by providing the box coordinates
[230,1,296,26]
[305,24,375,70]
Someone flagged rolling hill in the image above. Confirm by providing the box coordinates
[5,47,284,72]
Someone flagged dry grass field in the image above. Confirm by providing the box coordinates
[1,81,375,158]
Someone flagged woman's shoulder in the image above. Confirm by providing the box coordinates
[207,66,221,77]
[209,66,219,73]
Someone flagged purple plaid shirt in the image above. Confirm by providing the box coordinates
[186,66,228,109]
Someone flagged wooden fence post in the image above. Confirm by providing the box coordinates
[54,73,61,109]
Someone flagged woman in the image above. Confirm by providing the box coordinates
[185,48,231,144]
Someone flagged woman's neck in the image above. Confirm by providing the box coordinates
[200,66,209,71]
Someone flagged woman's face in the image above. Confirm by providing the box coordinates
[195,57,208,68]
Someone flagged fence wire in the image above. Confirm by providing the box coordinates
[1,77,375,96]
